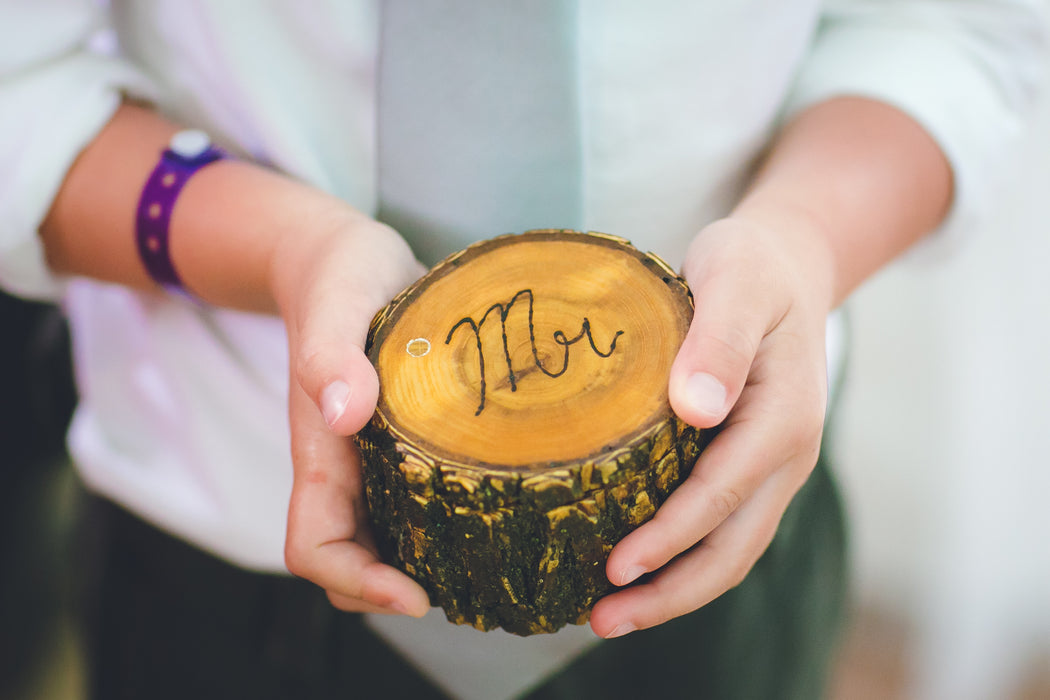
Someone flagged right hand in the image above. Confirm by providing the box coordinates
[269,211,431,616]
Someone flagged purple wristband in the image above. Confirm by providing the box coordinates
[135,130,226,292]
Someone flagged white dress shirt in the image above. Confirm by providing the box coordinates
[0,2,1044,697]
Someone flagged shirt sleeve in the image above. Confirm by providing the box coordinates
[782,0,1048,255]
[0,0,158,300]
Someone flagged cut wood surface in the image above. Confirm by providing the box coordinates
[357,230,710,635]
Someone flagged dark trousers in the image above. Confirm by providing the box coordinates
[75,451,846,700]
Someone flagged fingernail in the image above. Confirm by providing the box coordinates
[320,380,352,428]
[618,565,647,586]
[385,601,410,615]
[685,372,727,417]
[605,622,637,639]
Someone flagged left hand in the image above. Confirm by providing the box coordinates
[272,211,432,616]
[589,211,834,638]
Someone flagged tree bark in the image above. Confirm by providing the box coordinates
[357,230,710,635]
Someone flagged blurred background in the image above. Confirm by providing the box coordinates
[3,53,1050,700]
[825,51,1050,699]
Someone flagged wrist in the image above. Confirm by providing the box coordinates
[266,202,371,318]
[168,160,365,314]
[266,205,422,329]
[726,194,839,312]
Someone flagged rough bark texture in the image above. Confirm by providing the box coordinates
[356,230,709,635]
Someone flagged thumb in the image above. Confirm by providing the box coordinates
[668,275,766,429]
[292,293,383,436]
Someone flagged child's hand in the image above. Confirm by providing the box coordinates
[589,212,834,638]
[271,214,431,616]
[588,96,951,637]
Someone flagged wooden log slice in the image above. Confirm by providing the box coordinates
[356,229,710,636]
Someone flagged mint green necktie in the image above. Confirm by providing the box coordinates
[376,0,582,265]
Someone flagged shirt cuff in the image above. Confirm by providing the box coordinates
[781,11,1046,258]
[0,53,157,300]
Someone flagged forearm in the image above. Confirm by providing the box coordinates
[725,96,954,309]
[39,102,370,313]
[37,102,432,616]
[599,97,955,636]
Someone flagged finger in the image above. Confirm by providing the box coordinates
[607,328,826,586]
[285,379,430,616]
[326,590,420,615]
[590,454,804,638]
[289,228,425,436]
[604,400,787,587]
[292,288,383,436]
[669,260,773,429]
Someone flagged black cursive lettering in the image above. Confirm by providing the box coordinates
[445,289,624,415]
